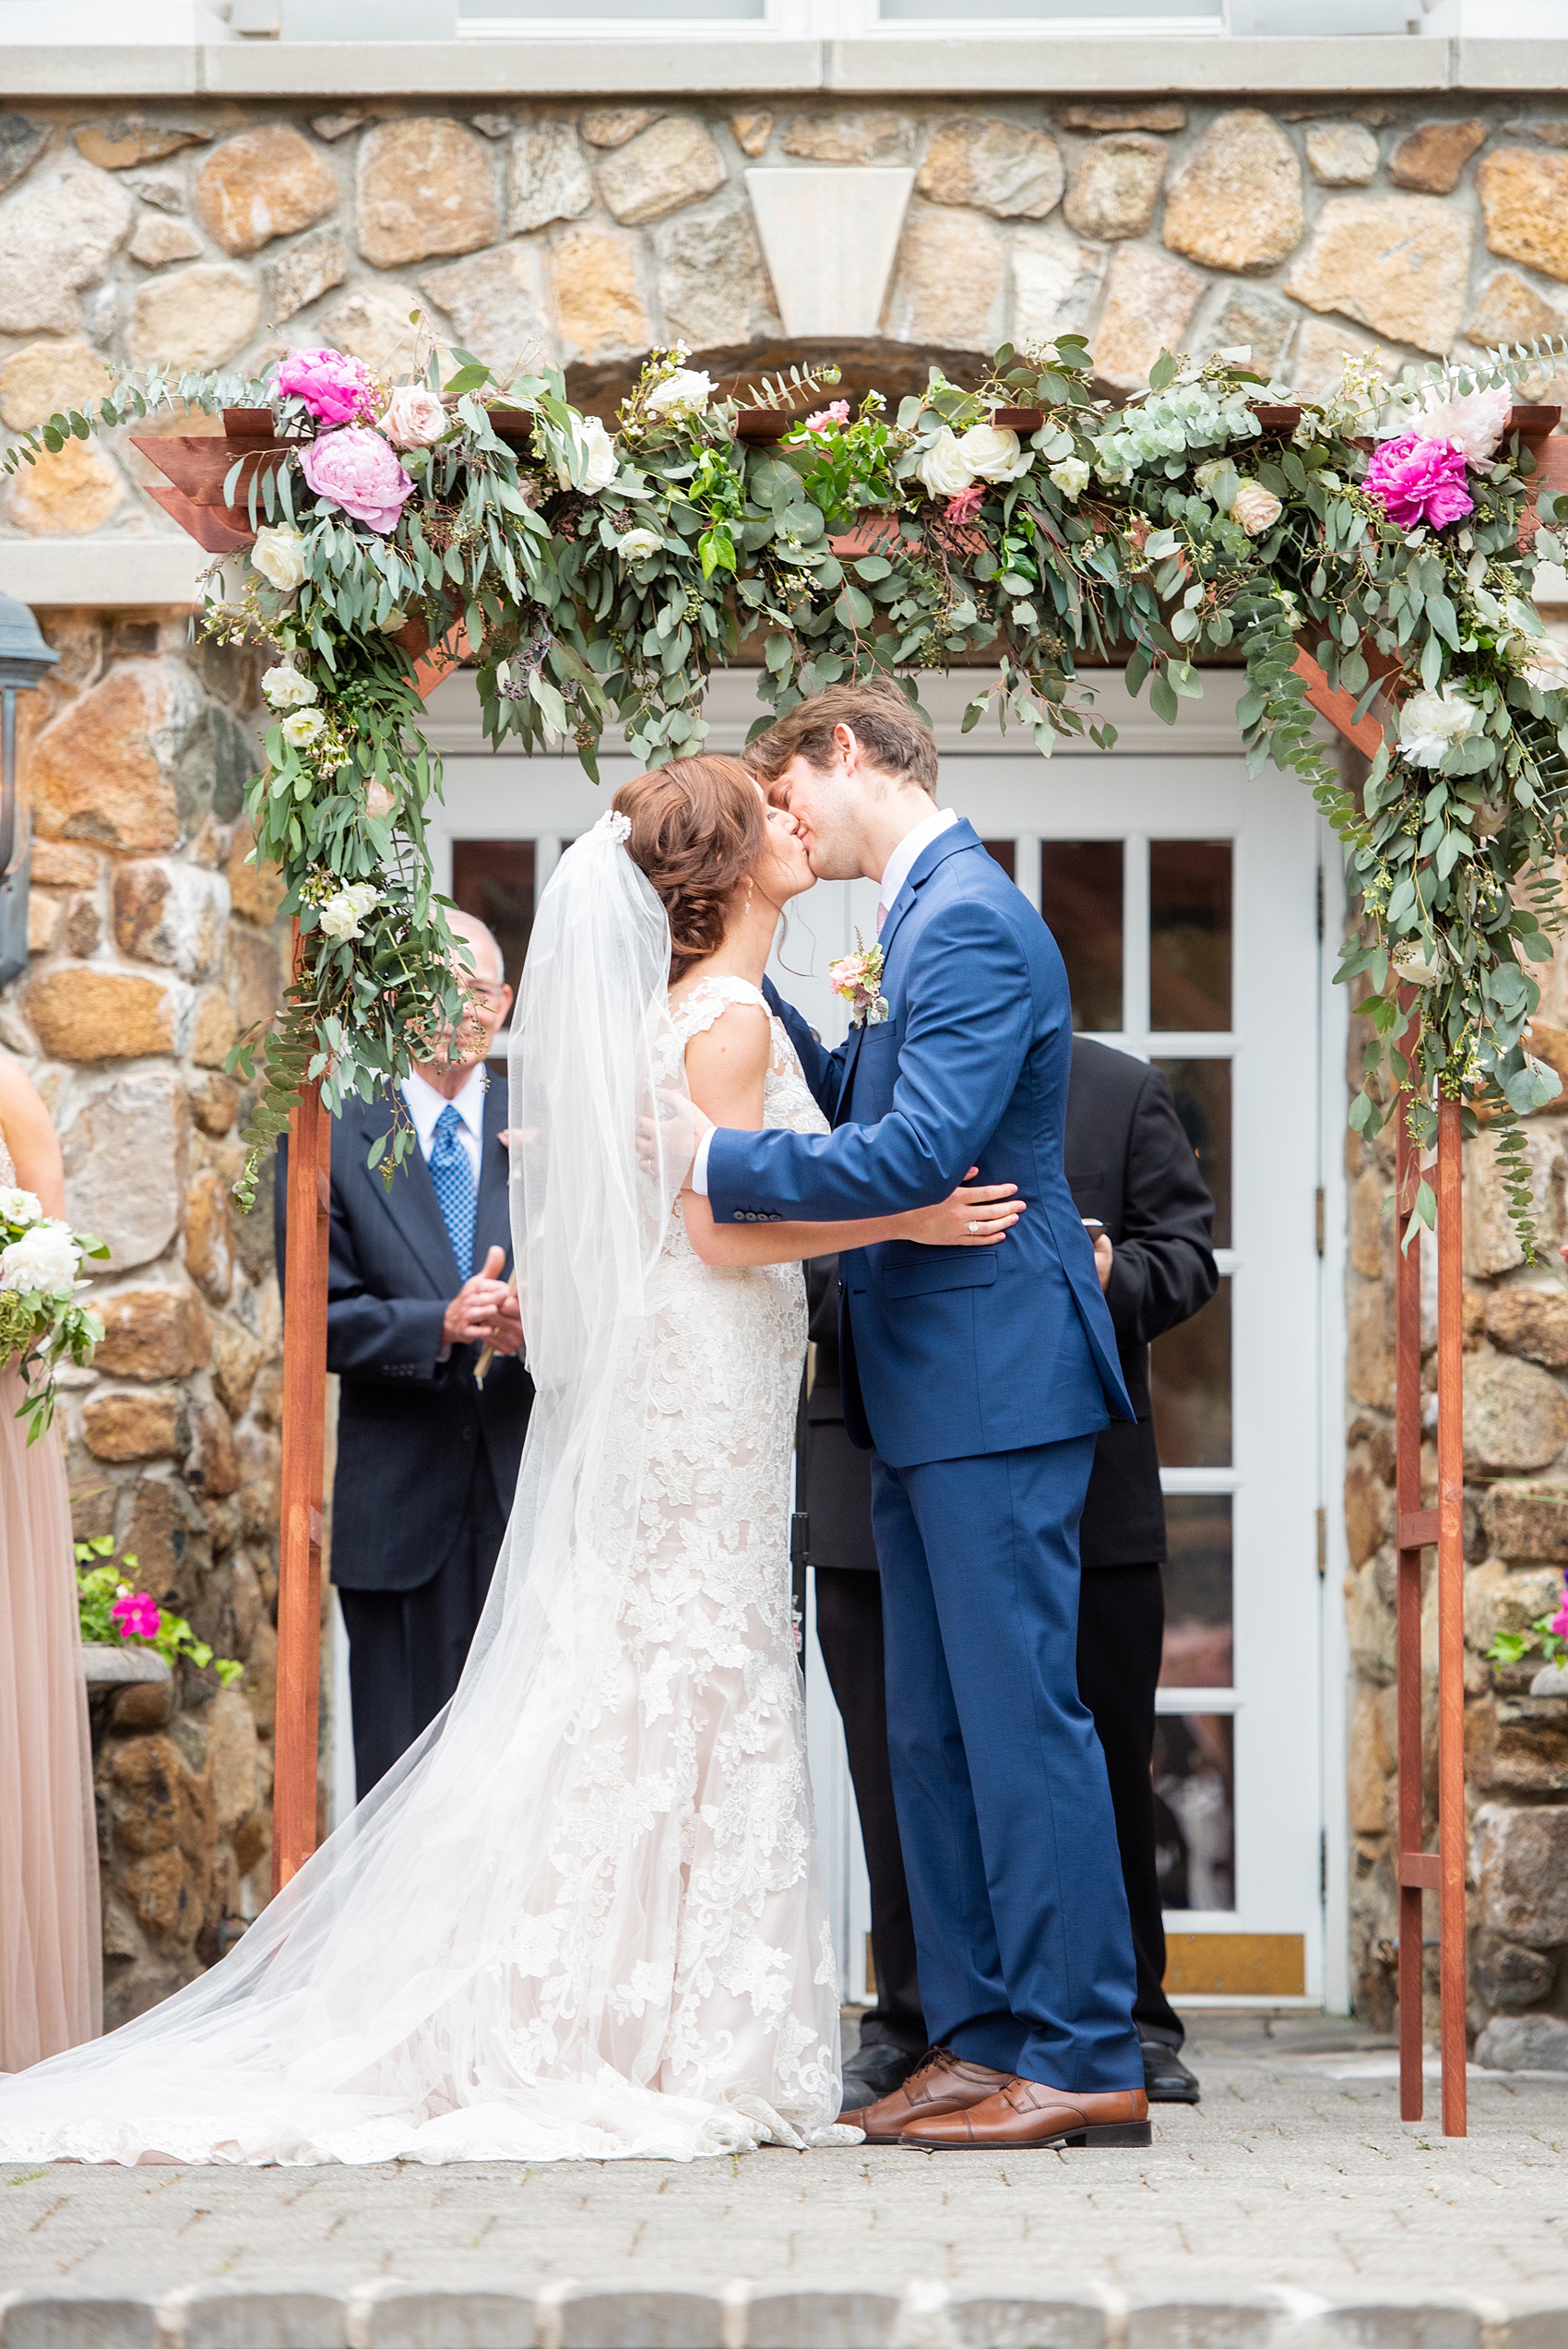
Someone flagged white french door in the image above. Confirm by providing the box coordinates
[414,667,1339,2011]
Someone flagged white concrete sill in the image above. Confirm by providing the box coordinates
[5,32,1567,99]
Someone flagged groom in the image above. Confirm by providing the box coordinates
[684,680,1147,2150]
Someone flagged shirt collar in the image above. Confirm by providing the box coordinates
[876,806,958,917]
[401,1061,489,1153]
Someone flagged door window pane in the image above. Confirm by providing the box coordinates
[1153,1057,1230,1249]
[1151,1277,1231,1467]
[1160,1494,1232,1688]
[1150,841,1231,1032]
[981,838,1016,881]
[1154,1714,1235,1911]
[1040,841,1123,1031]
[451,839,535,998]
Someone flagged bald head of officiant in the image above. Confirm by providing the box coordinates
[277,905,534,1799]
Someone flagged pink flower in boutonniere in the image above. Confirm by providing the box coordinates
[828,932,889,1028]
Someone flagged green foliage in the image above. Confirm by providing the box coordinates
[37,335,1568,1235]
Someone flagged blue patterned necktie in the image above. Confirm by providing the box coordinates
[429,1102,477,1278]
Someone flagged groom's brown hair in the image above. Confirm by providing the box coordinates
[746,678,938,797]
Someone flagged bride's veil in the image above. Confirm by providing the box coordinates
[0,811,767,2165]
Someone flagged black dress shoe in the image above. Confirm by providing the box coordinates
[837,2040,926,2116]
[1140,2038,1200,2105]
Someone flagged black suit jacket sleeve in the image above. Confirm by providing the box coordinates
[277,1134,450,1385]
[1066,1041,1218,1568]
[1099,1075,1220,1359]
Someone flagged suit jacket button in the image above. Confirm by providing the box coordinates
[461,1426,474,1441]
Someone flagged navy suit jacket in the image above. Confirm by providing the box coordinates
[707,818,1134,1468]
[276,1079,532,1594]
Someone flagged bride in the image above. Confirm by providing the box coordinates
[0,754,1019,2168]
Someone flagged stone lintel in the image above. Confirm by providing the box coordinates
[9,34,1568,103]
[2,542,209,609]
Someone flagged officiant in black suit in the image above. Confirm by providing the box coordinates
[277,910,532,1799]
[806,1034,1216,2114]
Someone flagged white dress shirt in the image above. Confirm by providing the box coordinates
[401,1062,487,1181]
[691,805,958,1197]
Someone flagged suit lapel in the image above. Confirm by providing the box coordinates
[476,1072,512,1273]
[360,1089,463,1295]
[841,821,984,1121]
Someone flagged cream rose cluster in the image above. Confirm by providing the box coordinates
[915,420,1033,501]
[318,881,382,943]
[0,1221,80,1297]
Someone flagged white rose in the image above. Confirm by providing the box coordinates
[362,780,396,820]
[1408,384,1511,466]
[377,608,410,635]
[0,1186,42,1229]
[618,528,663,561]
[956,423,1031,483]
[915,428,977,500]
[1230,482,1283,536]
[317,881,380,943]
[251,524,308,593]
[1049,457,1090,503]
[1398,686,1483,768]
[262,662,318,711]
[281,709,326,749]
[1193,459,1231,500]
[644,369,715,421]
[1392,936,1445,988]
[0,1221,79,1296]
[556,414,619,495]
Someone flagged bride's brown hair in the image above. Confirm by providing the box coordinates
[612,757,766,984]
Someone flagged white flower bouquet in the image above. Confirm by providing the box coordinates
[0,1187,108,1441]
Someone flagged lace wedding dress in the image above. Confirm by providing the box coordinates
[0,818,848,2167]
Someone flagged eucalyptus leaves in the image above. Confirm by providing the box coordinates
[6,327,1568,1225]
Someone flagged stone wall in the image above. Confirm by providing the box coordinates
[8,612,286,2027]
[2,93,1568,534]
[1344,922,1568,2069]
[6,86,1568,2033]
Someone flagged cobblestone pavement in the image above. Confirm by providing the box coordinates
[2,2014,1566,2345]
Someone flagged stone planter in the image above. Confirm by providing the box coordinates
[81,1641,172,1688]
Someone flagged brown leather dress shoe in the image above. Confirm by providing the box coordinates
[840,2047,1012,2143]
[898,2076,1151,2151]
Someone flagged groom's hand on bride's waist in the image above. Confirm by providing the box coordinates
[636,1090,714,1191]
[896,1170,1026,1247]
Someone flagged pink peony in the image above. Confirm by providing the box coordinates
[300,427,415,533]
[275,347,377,427]
[381,385,448,448]
[1363,434,1474,532]
[944,484,985,523]
[113,1590,160,1642]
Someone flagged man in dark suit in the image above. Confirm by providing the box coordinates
[803,1035,1216,2113]
[278,911,533,1798]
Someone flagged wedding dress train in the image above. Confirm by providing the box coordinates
[0,817,846,2166]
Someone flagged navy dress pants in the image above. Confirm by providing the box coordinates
[870,1436,1142,2094]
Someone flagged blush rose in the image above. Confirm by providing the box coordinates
[300,427,415,533]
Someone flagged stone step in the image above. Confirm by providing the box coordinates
[4,2282,1566,2349]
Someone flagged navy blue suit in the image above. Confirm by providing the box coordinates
[707,818,1141,2093]
[277,1080,532,1796]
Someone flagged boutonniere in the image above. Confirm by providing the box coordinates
[828,933,889,1028]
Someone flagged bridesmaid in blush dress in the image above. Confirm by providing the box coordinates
[0,1051,101,2071]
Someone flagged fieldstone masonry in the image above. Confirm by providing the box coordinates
[3,89,1568,2040]
[8,612,285,2028]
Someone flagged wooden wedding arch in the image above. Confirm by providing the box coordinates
[138,408,1568,2145]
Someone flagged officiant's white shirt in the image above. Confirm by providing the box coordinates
[690,805,957,1195]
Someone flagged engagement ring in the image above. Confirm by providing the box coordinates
[968,1220,980,1234]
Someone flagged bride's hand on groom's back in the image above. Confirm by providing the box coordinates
[894,1170,1025,1248]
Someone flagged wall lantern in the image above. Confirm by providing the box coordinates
[0,593,58,988]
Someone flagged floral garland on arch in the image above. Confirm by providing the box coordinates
[6,327,1568,1232]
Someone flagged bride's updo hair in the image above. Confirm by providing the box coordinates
[613,756,766,984]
